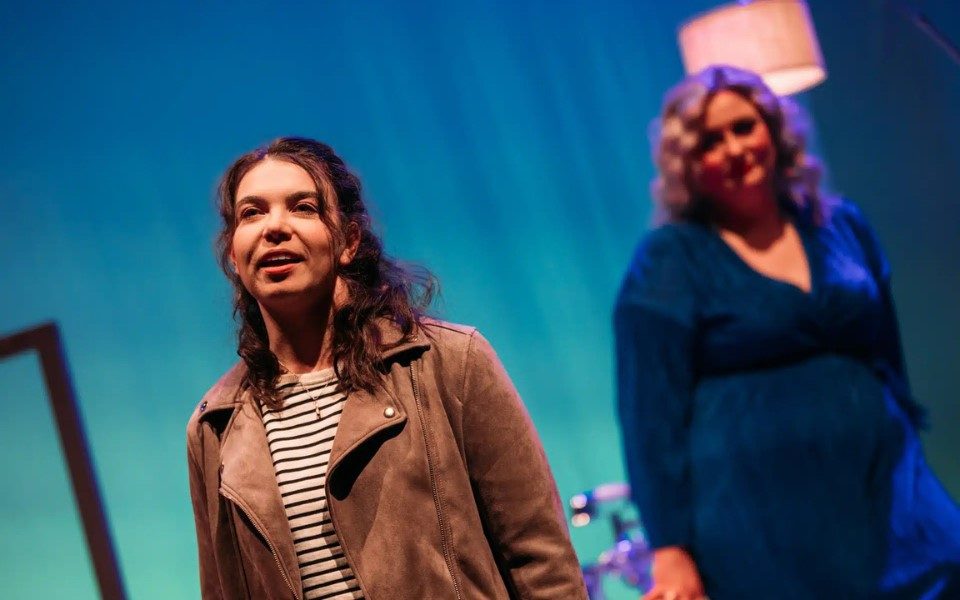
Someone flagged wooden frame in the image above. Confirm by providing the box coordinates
[0,322,126,600]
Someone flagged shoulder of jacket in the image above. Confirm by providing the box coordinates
[186,361,246,440]
[418,318,483,360]
[420,318,477,340]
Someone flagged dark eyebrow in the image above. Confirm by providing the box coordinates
[286,191,321,203]
[235,191,320,206]
[235,194,264,206]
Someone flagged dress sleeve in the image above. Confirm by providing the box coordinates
[460,330,588,600]
[614,228,699,549]
[841,201,926,428]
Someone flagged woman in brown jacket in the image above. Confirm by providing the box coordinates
[187,137,587,600]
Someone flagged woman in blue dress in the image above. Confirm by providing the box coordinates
[615,65,960,600]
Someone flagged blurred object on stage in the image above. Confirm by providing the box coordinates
[0,322,126,600]
[679,0,826,95]
[891,2,960,68]
[570,483,652,600]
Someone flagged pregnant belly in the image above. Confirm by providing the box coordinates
[687,355,901,592]
[690,354,894,474]
[690,356,903,597]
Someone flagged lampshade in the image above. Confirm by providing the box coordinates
[678,0,826,95]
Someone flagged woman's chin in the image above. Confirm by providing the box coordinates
[252,284,322,313]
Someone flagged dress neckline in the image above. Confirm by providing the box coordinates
[707,217,818,298]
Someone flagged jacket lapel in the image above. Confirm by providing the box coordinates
[218,390,303,597]
[328,385,406,479]
[328,335,429,477]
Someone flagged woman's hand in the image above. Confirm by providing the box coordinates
[640,546,706,600]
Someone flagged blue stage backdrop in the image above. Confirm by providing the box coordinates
[1,1,958,597]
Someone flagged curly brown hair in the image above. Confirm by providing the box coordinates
[216,137,436,406]
[651,65,830,225]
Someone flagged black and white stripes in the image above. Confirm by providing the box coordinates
[262,369,363,600]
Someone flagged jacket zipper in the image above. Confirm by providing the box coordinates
[410,364,464,600]
[220,486,300,600]
[325,484,372,599]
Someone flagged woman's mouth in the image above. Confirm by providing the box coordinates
[728,161,750,180]
[257,252,304,275]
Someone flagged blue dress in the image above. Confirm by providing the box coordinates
[615,200,960,599]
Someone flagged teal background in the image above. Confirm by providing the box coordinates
[1,1,957,598]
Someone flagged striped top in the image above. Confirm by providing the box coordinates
[261,368,364,600]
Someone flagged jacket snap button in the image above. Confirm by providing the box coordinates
[199,400,207,413]
[383,406,396,418]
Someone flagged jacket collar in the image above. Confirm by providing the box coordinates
[199,321,431,417]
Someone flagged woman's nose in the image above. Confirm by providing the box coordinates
[263,208,292,240]
[724,131,745,157]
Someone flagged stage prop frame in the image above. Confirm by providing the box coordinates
[0,322,127,600]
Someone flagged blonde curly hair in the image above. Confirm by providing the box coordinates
[651,65,827,224]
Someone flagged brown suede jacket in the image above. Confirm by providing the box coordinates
[186,320,588,599]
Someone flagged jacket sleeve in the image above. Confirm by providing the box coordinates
[187,431,225,600]
[614,228,698,550]
[460,330,588,599]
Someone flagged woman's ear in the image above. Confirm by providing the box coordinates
[339,221,361,266]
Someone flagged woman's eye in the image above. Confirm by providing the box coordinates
[731,118,757,136]
[238,207,261,220]
[699,132,723,153]
[295,203,319,214]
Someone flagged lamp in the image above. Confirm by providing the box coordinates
[678,0,826,95]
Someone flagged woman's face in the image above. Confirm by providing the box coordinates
[229,158,350,314]
[692,90,777,211]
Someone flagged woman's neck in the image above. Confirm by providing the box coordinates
[261,303,336,374]
[712,188,785,249]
